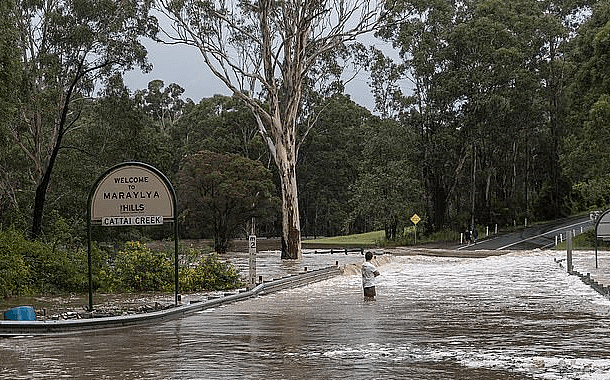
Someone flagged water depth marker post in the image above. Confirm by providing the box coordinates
[248,218,257,289]
[87,162,179,311]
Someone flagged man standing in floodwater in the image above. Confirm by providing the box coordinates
[362,251,380,300]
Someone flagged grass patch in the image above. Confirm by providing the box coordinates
[303,230,385,247]
[554,228,610,250]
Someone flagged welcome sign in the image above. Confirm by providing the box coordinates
[90,164,174,226]
[87,162,180,310]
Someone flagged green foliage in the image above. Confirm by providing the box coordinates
[103,241,242,292]
[23,244,87,294]
[171,95,267,162]
[562,94,610,212]
[7,0,156,239]
[0,228,87,296]
[114,241,173,292]
[0,0,25,231]
[375,0,587,231]
[177,151,279,253]
[90,245,118,292]
[298,94,372,237]
[0,0,20,124]
[0,227,243,298]
[380,227,460,247]
[554,229,610,250]
[569,176,610,211]
[135,80,188,132]
[562,2,610,213]
[180,254,243,292]
[3,0,610,251]
[0,229,31,297]
[306,230,385,246]
[349,117,422,239]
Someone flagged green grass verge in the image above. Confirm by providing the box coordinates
[553,229,610,250]
[303,230,385,246]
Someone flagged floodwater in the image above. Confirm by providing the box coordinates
[2,250,610,380]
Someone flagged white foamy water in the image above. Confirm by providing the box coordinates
[1,250,610,379]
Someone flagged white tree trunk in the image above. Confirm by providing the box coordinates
[158,0,388,259]
[277,150,302,259]
[269,117,301,259]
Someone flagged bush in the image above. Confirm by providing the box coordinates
[91,245,118,292]
[28,247,87,294]
[0,229,243,296]
[0,228,87,296]
[380,227,460,247]
[0,229,31,297]
[554,229,610,250]
[114,241,174,292]
[180,253,243,292]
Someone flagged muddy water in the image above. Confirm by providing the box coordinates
[2,250,610,379]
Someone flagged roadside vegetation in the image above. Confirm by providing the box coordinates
[304,228,462,247]
[0,227,243,300]
[554,229,610,251]
[304,231,385,247]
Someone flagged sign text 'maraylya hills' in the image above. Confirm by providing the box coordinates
[90,164,175,222]
[103,190,161,200]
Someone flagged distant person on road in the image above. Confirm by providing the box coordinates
[464,228,471,244]
[472,227,478,243]
[362,251,380,300]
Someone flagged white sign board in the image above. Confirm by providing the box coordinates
[90,164,174,225]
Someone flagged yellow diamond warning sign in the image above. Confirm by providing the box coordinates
[410,214,421,225]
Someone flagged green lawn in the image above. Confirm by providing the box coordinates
[303,230,385,246]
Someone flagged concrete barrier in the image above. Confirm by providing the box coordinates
[556,258,610,300]
[0,265,343,337]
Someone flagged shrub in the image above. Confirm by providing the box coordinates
[0,229,31,297]
[114,241,173,292]
[180,253,243,292]
[91,244,119,292]
[30,247,87,294]
[0,228,87,295]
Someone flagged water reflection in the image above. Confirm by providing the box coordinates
[2,251,610,379]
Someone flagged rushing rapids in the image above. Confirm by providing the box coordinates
[1,250,609,379]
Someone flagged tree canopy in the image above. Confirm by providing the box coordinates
[177,151,278,253]
[155,0,391,258]
[1,0,610,258]
[9,0,155,239]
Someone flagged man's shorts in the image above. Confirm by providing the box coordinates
[363,286,376,298]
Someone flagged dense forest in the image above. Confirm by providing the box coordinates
[2,0,610,252]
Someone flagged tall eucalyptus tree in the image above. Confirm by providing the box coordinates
[562,0,610,209]
[156,0,394,259]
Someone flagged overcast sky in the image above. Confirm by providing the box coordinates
[123,38,379,111]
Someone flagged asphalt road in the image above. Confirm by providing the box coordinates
[457,215,596,251]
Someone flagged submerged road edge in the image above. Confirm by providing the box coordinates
[555,258,610,300]
[0,265,343,337]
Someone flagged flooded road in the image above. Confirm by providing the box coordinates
[2,250,610,379]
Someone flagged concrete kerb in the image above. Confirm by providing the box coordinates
[0,266,343,337]
[569,269,610,299]
[556,258,610,300]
